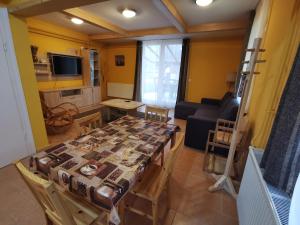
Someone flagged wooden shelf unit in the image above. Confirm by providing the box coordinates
[82,48,101,87]
[34,62,51,76]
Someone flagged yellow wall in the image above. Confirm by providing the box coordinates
[102,39,243,102]
[248,0,300,148]
[26,18,102,90]
[9,15,48,150]
[104,42,137,85]
[187,38,243,102]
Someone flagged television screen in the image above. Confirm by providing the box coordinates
[51,54,82,76]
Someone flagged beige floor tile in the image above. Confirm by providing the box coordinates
[172,211,210,225]
[163,209,177,225]
[177,190,222,217]
[0,165,45,225]
[220,192,238,219]
[207,212,239,225]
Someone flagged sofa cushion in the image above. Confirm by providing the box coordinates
[221,92,233,102]
[219,98,239,121]
[219,92,233,110]
[175,101,218,120]
[194,107,219,122]
[174,101,201,119]
[195,104,219,113]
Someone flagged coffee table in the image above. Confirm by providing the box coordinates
[101,99,144,120]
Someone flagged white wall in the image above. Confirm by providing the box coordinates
[0,9,35,167]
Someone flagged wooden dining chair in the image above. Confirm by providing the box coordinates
[203,119,235,172]
[122,132,184,225]
[15,161,106,225]
[203,118,250,179]
[144,105,169,123]
[75,112,102,135]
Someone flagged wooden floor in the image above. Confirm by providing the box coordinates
[0,117,238,225]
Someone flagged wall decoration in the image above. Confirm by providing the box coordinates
[30,45,39,63]
[115,55,125,66]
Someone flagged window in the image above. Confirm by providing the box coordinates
[141,39,182,108]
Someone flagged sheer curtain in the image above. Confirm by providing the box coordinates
[141,39,183,108]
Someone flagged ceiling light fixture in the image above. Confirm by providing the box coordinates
[196,0,213,7]
[122,9,136,18]
[71,17,83,25]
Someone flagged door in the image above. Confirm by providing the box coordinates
[0,9,35,168]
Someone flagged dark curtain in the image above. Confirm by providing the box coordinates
[260,46,300,196]
[235,10,256,97]
[176,38,190,103]
[133,41,143,101]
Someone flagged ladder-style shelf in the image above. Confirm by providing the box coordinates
[208,38,266,198]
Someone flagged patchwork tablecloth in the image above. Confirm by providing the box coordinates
[32,115,178,212]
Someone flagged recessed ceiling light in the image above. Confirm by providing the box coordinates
[122,9,136,18]
[71,17,83,25]
[196,0,213,7]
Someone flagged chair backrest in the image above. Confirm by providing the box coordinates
[144,105,169,122]
[214,119,235,145]
[155,132,184,199]
[75,112,102,132]
[15,162,76,225]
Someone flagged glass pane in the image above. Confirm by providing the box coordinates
[141,39,182,108]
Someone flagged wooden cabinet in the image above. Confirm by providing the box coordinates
[40,86,101,112]
[81,48,101,87]
[42,91,60,107]
[81,88,94,106]
[92,86,101,105]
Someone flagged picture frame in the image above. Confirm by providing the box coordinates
[115,55,125,66]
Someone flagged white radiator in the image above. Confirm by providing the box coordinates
[107,82,134,99]
[237,147,282,225]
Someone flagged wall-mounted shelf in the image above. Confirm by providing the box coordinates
[34,62,51,77]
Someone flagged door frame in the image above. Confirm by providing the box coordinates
[0,8,35,158]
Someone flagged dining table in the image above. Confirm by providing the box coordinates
[31,115,179,225]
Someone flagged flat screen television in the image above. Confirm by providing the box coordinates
[50,54,82,76]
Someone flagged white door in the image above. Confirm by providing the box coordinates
[0,9,35,168]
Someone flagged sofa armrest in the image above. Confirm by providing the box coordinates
[184,116,217,150]
[174,102,200,120]
[200,98,221,105]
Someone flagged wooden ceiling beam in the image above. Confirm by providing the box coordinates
[63,8,127,35]
[9,0,109,17]
[90,27,179,40]
[90,19,248,40]
[187,20,249,33]
[152,0,187,33]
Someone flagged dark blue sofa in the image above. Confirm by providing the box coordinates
[175,92,239,150]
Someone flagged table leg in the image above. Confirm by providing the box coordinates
[107,107,111,121]
[107,213,110,225]
[171,133,176,147]
[46,214,53,225]
[160,149,164,166]
[127,109,137,117]
[118,200,125,225]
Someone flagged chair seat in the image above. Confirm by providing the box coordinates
[216,131,232,145]
[62,192,106,225]
[131,164,163,200]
